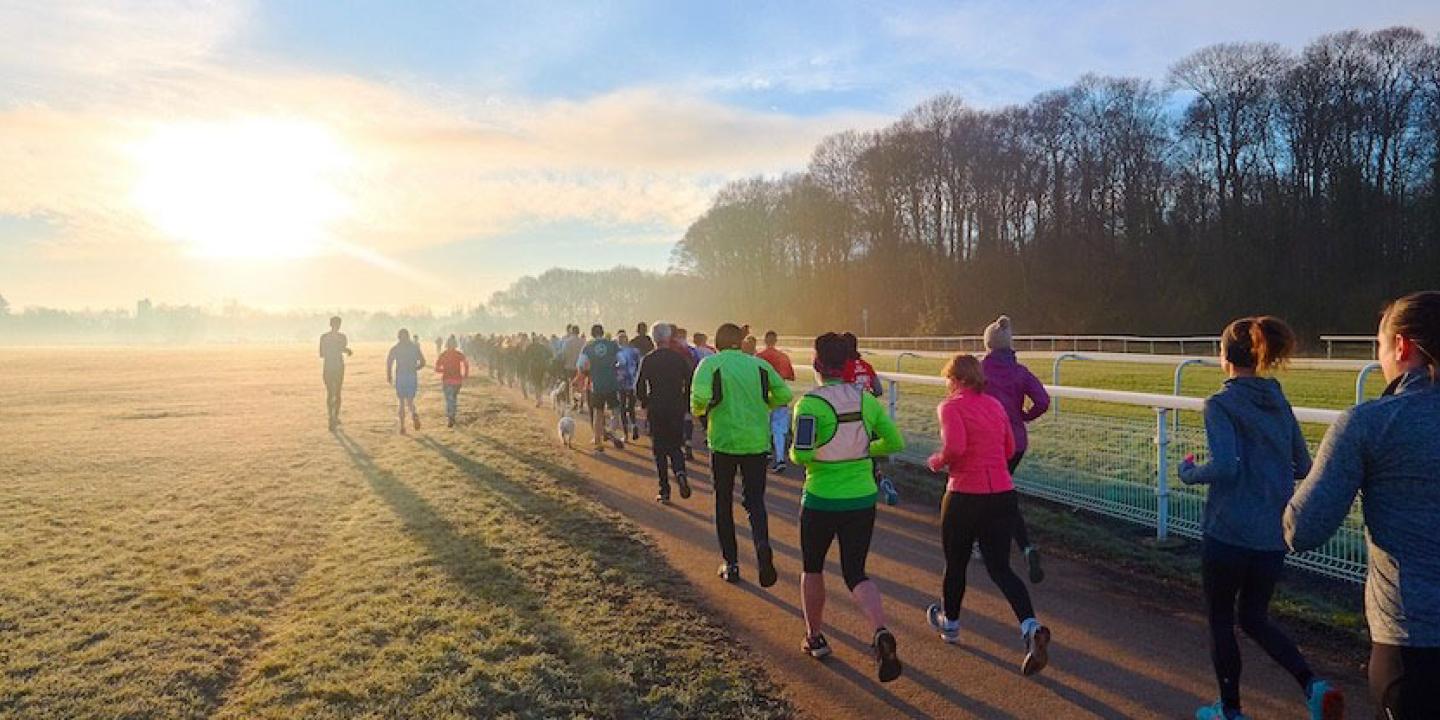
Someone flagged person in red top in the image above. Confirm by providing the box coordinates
[840,332,897,503]
[434,335,470,428]
[925,353,1050,676]
[757,331,797,471]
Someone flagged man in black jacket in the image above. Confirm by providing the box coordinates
[636,323,692,503]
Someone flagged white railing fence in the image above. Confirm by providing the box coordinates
[874,371,1366,584]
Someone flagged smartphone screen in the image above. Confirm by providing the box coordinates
[794,416,817,450]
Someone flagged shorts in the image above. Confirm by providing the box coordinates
[395,375,418,399]
[589,391,620,411]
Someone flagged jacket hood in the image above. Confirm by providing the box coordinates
[1213,376,1287,413]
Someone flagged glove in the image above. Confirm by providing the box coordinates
[1178,453,1196,479]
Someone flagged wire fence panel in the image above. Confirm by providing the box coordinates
[879,377,1368,584]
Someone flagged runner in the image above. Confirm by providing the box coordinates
[741,335,758,355]
[691,323,793,587]
[524,333,554,408]
[980,315,1051,583]
[434,335,443,357]
[578,324,625,453]
[386,329,426,434]
[675,327,698,459]
[318,315,352,430]
[925,353,1051,676]
[757,330,797,473]
[615,329,641,441]
[635,323,693,504]
[632,322,656,356]
[791,333,905,682]
[1287,291,1440,719]
[434,335,469,428]
[1178,316,1342,720]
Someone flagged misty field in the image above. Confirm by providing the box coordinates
[0,345,790,719]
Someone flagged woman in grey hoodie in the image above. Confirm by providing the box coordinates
[1178,316,1342,720]
[1286,291,1440,719]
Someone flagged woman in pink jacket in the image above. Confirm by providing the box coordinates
[925,354,1052,676]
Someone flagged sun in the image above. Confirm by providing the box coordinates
[130,118,353,259]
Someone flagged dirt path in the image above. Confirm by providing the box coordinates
[502,386,1372,719]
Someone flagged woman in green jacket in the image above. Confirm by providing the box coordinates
[791,332,906,682]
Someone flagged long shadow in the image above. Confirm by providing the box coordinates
[331,430,626,716]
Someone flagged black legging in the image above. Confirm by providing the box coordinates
[1201,538,1313,713]
[1007,452,1033,550]
[800,506,875,590]
[1371,643,1440,719]
[940,491,1035,622]
[712,452,771,565]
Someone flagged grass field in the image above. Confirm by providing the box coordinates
[0,345,791,719]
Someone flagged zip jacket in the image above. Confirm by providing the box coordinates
[690,348,793,455]
[928,389,1016,494]
[981,349,1049,455]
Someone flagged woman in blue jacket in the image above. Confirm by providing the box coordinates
[1179,316,1341,720]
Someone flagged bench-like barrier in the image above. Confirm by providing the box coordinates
[871,371,1366,584]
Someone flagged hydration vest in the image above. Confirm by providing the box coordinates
[807,383,870,463]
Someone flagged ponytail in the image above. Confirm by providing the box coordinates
[1223,315,1296,372]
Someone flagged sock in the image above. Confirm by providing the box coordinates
[1020,617,1040,640]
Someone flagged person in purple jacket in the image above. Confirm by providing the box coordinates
[981,315,1051,583]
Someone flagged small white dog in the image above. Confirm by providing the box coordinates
[557,412,576,449]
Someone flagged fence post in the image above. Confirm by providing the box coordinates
[887,379,899,421]
[1155,408,1171,542]
[1355,362,1381,405]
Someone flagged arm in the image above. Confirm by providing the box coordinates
[928,402,967,472]
[386,348,395,384]
[1285,410,1366,553]
[789,395,821,467]
[634,357,651,407]
[1178,401,1238,486]
[690,357,715,417]
[1003,413,1016,461]
[319,336,325,358]
[461,355,469,380]
[342,333,352,356]
[415,351,427,373]
[764,363,793,409]
[1021,371,1050,422]
[864,394,905,458]
[1290,414,1313,479]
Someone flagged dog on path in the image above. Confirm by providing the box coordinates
[557,412,576,449]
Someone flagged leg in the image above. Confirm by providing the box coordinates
[738,454,772,556]
[975,494,1035,624]
[711,453,739,564]
[1008,453,1033,550]
[1236,551,1314,693]
[1202,539,1247,714]
[1371,643,1440,719]
[940,492,978,620]
[653,443,671,498]
[838,508,885,630]
[770,407,791,464]
[590,394,607,449]
[799,507,837,638]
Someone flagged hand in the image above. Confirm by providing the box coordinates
[344,348,353,356]
[927,453,945,473]
[1179,454,1196,477]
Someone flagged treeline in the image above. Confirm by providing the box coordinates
[668,27,1440,337]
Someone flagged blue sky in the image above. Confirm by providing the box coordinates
[1,0,1438,310]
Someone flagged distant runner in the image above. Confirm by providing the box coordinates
[318,315,352,430]
[981,315,1051,582]
[616,329,641,441]
[635,323,693,504]
[386,329,427,434]
[578,324,624,453]
[757,331,796,473]
[435,335,469,428]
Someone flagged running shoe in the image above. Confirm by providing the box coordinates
[1195,701,1248,720]
[802,633,832,659]
[685,446,696,461]
[1022,624,1051,676]
[717,562,739,583]
[631,426,640,442]
[757,546,778,588]
[447,416,455,428]
[1024,546,1045,584]
[872,628,903,683]
[926,604,960,644]
[879,476,899,506]
[675,472,692,499]
[412,415,421,431]
[1306,679,1344,720]
[611,435,625,450]
[655,494,671,505]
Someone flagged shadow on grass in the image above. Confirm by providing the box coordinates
[332,429,626,718]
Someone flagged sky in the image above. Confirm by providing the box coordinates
[2,1,1438,312]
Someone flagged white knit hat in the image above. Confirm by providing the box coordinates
[984,315,1013,350]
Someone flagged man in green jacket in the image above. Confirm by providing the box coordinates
[790,332,905,681]
[691,322,794,586]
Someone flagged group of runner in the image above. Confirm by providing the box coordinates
[317,289,1440,720]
